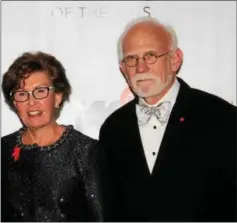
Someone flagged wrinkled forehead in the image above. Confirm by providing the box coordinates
[122,23,171,53]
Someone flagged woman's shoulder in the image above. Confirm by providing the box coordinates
[67,127,100,160]
[69,127,98,148]
[1,130,19,145]
[1,130,21,158]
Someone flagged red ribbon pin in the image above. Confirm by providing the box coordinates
[12,146,21,161]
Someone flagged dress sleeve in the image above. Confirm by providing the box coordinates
[1,132,20,222]
[75,140,104,222]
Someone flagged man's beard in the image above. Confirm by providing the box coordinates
[126,72,174,98]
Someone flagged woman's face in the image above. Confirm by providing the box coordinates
[13,71,63,130]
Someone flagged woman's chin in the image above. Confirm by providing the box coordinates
[24,120,49,130]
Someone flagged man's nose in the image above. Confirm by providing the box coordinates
[136,58,149,73]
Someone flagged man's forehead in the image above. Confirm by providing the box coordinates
[123,24,169,46]
[123,36,169,55]
[125,22,167,37]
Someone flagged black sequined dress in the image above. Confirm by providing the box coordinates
[1,125,103,222]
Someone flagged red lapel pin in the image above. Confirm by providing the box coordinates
[12,146,21,161]
[180,117,185,122]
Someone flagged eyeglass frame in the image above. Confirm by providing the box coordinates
[10,86,55,102]
[122,51,171,67]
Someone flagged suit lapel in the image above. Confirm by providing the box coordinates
[123,78,193,176]
[152,78,193,175]
[123,102,151,174]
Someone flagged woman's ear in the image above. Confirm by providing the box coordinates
[13,101,18,110]
[55,93,63,108]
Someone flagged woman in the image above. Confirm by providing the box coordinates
[1,51,104,222]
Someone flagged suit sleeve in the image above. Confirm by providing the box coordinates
[99,123,125,221]
[223,106,237,221]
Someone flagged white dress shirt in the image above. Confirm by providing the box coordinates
[136,78,180,174]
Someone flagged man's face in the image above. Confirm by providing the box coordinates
[120,23,182,104]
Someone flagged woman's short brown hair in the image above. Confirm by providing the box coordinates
[2,51,71,112]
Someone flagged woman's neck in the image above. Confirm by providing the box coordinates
[25,122,65,146]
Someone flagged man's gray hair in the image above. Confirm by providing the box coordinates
[117,16,178,62]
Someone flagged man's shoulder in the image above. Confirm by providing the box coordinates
[187,87,236,129]
[191,87,235,112]
[178,77,235,112]
[101,100,135,128]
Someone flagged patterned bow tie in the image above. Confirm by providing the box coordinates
[136,101,171,126]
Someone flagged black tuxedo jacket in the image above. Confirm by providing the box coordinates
[99,78,236,222]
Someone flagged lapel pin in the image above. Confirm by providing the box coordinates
[180,117,185,122]
[12,145,21,161]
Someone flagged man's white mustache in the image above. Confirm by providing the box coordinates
[131,73,157,82]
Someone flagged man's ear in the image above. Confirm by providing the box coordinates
[119,61,126,75]
[171,48,183,73]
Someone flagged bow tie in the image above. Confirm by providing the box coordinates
[136,101,171,126]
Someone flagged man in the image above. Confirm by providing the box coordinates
[99,16,236,221]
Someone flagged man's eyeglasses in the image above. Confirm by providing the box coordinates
[122,51,170,67]
[10,86,55,102]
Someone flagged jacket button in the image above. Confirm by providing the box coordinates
[61,213,66,219]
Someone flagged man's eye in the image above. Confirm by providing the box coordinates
[146,52,156,57]
[126,56,136,60]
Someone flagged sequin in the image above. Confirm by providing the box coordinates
[2,125,103,222]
